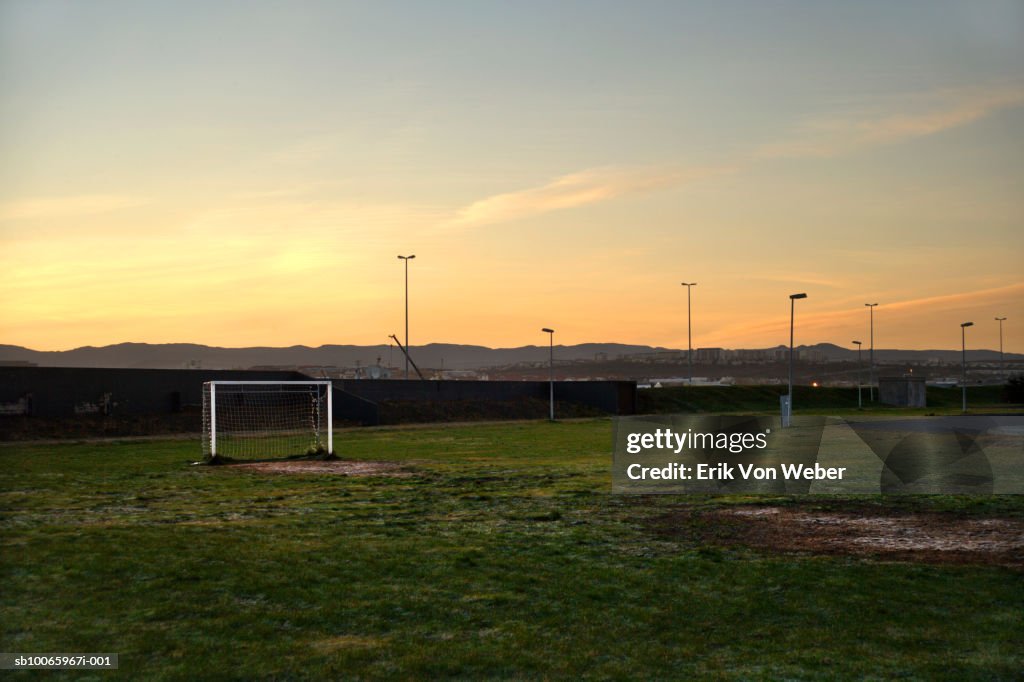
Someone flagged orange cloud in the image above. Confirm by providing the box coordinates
[876,283,1024,315]
[699,283,1023,350]
[445,165,728,230]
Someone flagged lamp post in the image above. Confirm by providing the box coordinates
[397,255,415,379]
[786,293,807,427]
[852,340,863,409]
[681,282,697,384]
[541,328,555,421]
[995,317,1007,381]
[961,321,973,413]
[865,303,878,401]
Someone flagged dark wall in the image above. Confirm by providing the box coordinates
[0,367,308,417]
[1,367,635,426]
[338,379,542,403]
[879,377,927,408]
[557,380,636,415]
[331,388,379,426]
[336,379,635,417]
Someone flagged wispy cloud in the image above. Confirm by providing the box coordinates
[697,282,1023,350]
[757,85,1024,159]
[804,283,1024,333]
[0,195,148,222]
[879,282,1024,314]
[444,165,729,230]
[747,273,848,289]
[435,85,1022,234]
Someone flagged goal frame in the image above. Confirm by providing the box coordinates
[204,380,333,458]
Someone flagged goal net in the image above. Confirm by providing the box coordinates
[202,381,333,461]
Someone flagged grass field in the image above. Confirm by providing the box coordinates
[2,419,1023,680]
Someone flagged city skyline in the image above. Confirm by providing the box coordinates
[1,2,1022,352]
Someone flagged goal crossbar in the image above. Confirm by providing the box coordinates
[203,380,333,460]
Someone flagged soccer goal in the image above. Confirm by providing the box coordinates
[202,381,333,461]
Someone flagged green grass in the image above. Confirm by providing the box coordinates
[2,420,1022,680]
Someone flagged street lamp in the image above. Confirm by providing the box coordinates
[852,340,863,409]
[961,321,973,413]
[996,317,1007,381]
[681,282,697,384]
[541,328,555,421]
[786,293,807,427]
[865,303,878,401]
[397,255,415,379]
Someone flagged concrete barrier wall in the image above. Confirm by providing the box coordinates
[0,367,309,417]
[879,377,927,408]
[336,378,635,418]
[0,367,635,426]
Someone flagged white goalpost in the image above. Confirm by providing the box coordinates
[202,381,333,461]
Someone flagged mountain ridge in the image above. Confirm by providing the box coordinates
[1,342,1018,371]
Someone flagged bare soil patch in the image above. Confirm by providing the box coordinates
[656,505,1024,568]
[225,460,412,477]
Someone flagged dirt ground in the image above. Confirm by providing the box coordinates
[656,505,1024,568]
[224,459,412,477]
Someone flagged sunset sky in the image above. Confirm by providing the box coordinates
[1,1,1022,353]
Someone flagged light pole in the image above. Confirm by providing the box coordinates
[852,340,863,409]
[996,317,1007,381]
[397,255,415,379]
[682,282,697,384]
[961,321,973,413]
[541,328,555,421]
[786,293,807,427]
[865,303,878,401]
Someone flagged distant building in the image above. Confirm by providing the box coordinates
[695,347,724,363]
[363,365,391,380]
[735,349,773,363]
[879,376,927,407]
[798,349,826,363]
[439,369,484,380]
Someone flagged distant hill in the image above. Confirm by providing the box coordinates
[0,341,1018,371]
[804,343,1019,364]
[0,342,669,371]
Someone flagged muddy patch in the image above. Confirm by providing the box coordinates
[656,505,1024,568]
[224,460,412,477]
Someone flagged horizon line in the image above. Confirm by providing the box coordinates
[2,340,1020,356]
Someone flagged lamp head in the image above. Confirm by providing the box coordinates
[790,293,807,300]
[961,322,974,328]
[541,328,554,334]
